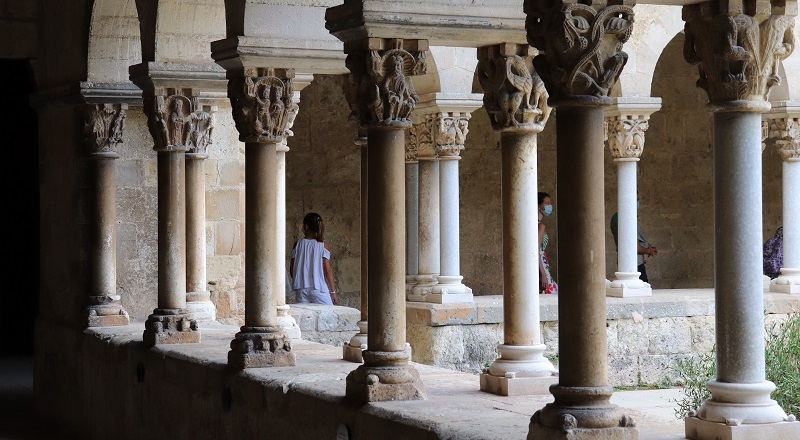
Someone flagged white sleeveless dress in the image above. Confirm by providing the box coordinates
[290,238,332,304]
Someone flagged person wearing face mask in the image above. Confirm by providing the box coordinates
[538,192,558,294]
[610,199,658,283]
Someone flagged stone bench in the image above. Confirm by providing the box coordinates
[288,304,360,347]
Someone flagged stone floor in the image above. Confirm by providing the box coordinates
[82,323,686,439]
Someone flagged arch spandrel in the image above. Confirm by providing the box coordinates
[137,0,226,65]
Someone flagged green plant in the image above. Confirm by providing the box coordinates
[766,314,800,417]
[672,314,800,419]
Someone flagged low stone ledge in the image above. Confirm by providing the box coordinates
[42,322,684,440]
[406,289,800,386]
[288,304,360,347]
[408,289,798,327]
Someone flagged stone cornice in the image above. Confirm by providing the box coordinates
[211,36,348,75]
[129,62,228,95]
[325,0,526,47]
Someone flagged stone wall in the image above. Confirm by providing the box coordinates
[406,291,800,386]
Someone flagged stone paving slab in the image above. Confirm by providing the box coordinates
[87,323,686,440]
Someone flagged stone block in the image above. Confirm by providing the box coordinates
[116,159,143,187]
[214,221,242,255]
[479,373,557,396]
[218,160,242,186]
[608,355,639,387]
[528,424,639,440]
[206,189,240,221]
[688,316,715,353]
[645,318,692,355]
[685,416,800,440]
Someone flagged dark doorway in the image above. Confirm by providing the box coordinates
[0,60,39,356]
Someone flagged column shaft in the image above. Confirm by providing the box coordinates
[276,147,288,308]
[438,158,460,278]
[90,156,117,302]
[501,132,541,346]
[245,141,277,327]
[616,160,638,274]
[185,157,206,295]
[557,104,608,385]
[367,127,406,353]
[406,162,419,281]
[416,158,440,281]
[157,149,188,311]
[783,160,799,269]
[360,145,370,318]
[714,111,765,383]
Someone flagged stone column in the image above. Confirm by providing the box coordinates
[344,126,369,363]
[405,127,420,296]
[275,83,304,340]
[341,38,427,402]
[525,1,638,436]
[432,112,473,303]
[140,89,203,346]
[768,110,800,294]
[680,2,800,438]
[185,104,216,322]
[605,99,660,298]
[476,44,557,397]
[226,68,296,369]
[409,143,441,300]
[84,103,130,327]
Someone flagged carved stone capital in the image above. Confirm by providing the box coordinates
[406,120,429,162]
[525,1,634,100]
[144,88,216,152]
[478,43,551,133]
[682,1,796,105]
[343,38,428,128]
[607,114,650,161]
[227,67,298,144]
[429,112,471,158]
[85,103,127,156]
[769,117,800,161]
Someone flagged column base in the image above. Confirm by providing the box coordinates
[186,291,217,322]
[87,304,130,327]
[697,380,789,425]
[685,416,800,440]
[480,372,558,396]
[406,275,418,297]
[607,273,652,298]
[528,385,637,439]
[407,274,438,302]
[769,268,800,294]
[429,275,474,303]
[143,309,200,347]
[345,350,426,402]
[342,320,368,363]
[276,305,302,339]
[227,325,296,370]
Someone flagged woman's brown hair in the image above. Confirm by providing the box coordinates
[303,212,325,243]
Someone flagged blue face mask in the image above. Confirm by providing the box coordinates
[543,205,553,216]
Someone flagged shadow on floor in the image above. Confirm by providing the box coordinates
[0,357,77,440]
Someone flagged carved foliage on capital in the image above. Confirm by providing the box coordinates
[344,39,427,128]
[682,2,795,103]
[607,115,650,160]
[406,120,430,162]
[769,117,800,160]
[477,44,551,133]
[430,112,471,157]
[85,103,126,154]
[525,1,634,99]
[228,68,298,143]
[145,88,215,152]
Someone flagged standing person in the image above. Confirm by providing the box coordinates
[538,192,558,295]
[764,227,784,279]
[610,200,658,283]
[290,212,339,305]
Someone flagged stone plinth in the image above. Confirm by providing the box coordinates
[227,326,295,370]
[143,310,200,346]
[685,416,800,440]
[480,372,558,396]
